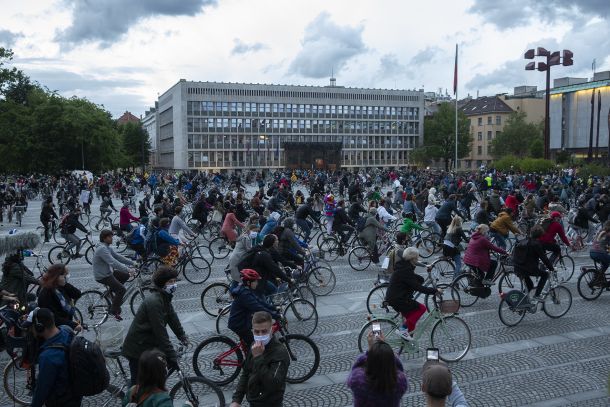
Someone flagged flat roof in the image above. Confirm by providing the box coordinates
[550,79,610,95]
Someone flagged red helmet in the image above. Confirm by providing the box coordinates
[550,211,562,219]
[240,268,261,282]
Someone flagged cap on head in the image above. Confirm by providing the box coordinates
[550,211,562,219]
[422,360,453,399]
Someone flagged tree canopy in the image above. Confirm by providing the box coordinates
[0,47,148,174]
[490,112,543,159]
[411,102,471,170]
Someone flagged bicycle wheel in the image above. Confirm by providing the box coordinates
[89,215,102,231]
[192,335,243,385]
[281,333,320,383]
[75,290,109,327]
[542,286,572,318]
[183,256,212,284]
[357,319,400,353]
[113,236,128,254]
[319,238,340,261]
[283,298,318,337]
[129,289,149,316]
[366,284,392,315]
[202,222,220,241]
[294,284,317,308]
[555,255,575,283]
[169,375,226,407]
[215,305,237,340]
[498,272,525,293]
[3,356,35,406]
[306,266,336,296]
[430,259,455,284]
[85,245,95,265]
[416,238,435,259]
[48,246,71,265]
[451,274,479,307]
[498,297,526,327]
[208,237,232,259]
[430,316,472,362]
[424,283,461,313]
[200,282,231,317]
[53,229,67,245]
[577,269,604,300]
[348,246,372,271]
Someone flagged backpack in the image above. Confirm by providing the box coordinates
[356,217,367,233]
[272,225,285,238]
[382,248,398,273]
[144,227,159,255]
[237,246,265,271]
[512,238,530,266]
[567,210,577,225]
[50,335,109,397]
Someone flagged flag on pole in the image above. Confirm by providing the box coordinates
[453,44,458,95]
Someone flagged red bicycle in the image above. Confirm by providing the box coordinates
[192,320,320,385]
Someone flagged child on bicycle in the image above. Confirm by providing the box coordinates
[385,247,442,341]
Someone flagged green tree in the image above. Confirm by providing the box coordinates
[419,102,471,170]
[490,112,542,158]
[119,121,151,171]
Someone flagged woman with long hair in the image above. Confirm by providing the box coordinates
[0,252,39,305]
[442,216,468,279]
[37,264,82,331]
[347,331,408,406]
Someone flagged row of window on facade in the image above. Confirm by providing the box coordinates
[186,101,419,118]
[186,118,419,134]
[471,116,503,126]
[186,88,419,102]
[476,131,502,141]
[186,134,417,150]
[187,149,410,168]
[462,159,493,168]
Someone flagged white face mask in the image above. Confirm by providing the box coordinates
[249,231,258,239]
[164,283,177,294]
[253,333,272,346]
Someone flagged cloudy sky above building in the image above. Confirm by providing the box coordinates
[1,0,609,117]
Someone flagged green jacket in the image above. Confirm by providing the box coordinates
[122,386,188,407]
[0,262,38,304]
[232,336,290,407]
[122,288,185,363]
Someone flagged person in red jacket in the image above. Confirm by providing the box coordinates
[119,201,140,233]
[538,211,570,263]
[463,224,508,285]
[504,191,519,219]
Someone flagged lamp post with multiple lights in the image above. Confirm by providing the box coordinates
[524,47,573,160]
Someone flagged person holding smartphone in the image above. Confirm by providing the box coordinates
[347,329,408,407]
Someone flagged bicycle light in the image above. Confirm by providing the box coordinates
[366,314,371,321]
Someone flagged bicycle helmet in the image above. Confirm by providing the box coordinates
[240,268,261,282]
[550,211,562,219]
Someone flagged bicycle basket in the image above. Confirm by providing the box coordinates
[96,325,124,352]
[439,299,460,314]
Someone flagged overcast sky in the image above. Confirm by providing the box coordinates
[1,0,609,118]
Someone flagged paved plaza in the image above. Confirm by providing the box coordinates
[1,195,610,407]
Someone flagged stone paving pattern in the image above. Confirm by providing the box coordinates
[1,194,609,406]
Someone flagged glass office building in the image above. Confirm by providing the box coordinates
[152,79,424,171]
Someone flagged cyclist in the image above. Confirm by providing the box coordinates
[377,199,397,227]
[0,251,39,305]
[423,200,441,235]
[463,224,507,285]
[513,225,555,307]
[97,195,117,229]
[251,234,294,296]
[221,207,245,247]
[60,207,89,258]
[489,207,521,250]
[227,269,282,348]
[169,206,196,242]
[40,196,58,242]
[333,200,355,250]
[277,219,306,267]
[385,247,442,341]
[435,195,463,238]
[538,211,570,263]
[589,220,610,282]
[358,207,389,265]
[119,200,140,233]
[295,197,320,242]
[92,229,137,320]
[37,264,82,332]
[122,266,189,385]
[442,216,468,279]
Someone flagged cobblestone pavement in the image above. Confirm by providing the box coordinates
[1,195,610,406]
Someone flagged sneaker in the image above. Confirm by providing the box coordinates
[72,253,83,259]
[532,295,544,303]
[397,327,413,341]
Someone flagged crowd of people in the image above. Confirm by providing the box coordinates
[0,166,609,406]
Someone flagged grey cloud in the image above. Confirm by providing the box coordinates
[377,53,414,79]
[469,0,610,29]
[56,0,217,48]
[289,12,366,78]
[231,39,268,56]
[25,68,145,92]
[0,30,23,47]
[411,46,443,66]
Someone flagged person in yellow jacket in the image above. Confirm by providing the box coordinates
[489,208,521,249]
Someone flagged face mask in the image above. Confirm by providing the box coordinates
[164,284,177,295]
[249,231,258,239]
[253,333,272,346]
[63,274,70,284]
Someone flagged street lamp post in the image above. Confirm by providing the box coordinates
[524,47,573,160]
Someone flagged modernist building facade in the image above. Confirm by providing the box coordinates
[151,79,424,171]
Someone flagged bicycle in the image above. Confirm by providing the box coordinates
[144,244,212,284]
[100,337,225,407]
[47,233,96,265]
[89,210,118,232]
[297,249,336,296]
[192,319,320,386]
[208,235,234,260]
[577,260,610,301]
[348,233,393,271]
[35,218,67,245]
[358,295,471,362]
[498,268,573,327]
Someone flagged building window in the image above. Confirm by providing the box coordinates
[477,132,482,141]
[477,146,482,155]
[487,116,492,125]
[496,116,501,125]
[487,131,492,140]
[477,117,482,126]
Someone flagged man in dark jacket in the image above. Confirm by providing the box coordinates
[252,235,293,296]
[332,200,354,246]
[27,308,82,407]
[122,266,188,385]
[61,208,88,258]
[295,197,319,242]
[435,195,463,238]
[278,218,306,266]
[231,311,290,407]
[40,197,58,242]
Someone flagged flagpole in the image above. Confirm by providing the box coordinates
[454,43,458,171]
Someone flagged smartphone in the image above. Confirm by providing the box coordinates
[372,323,381,336]
[426,348,439,361]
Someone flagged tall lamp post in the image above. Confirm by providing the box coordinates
[524,47,573,160]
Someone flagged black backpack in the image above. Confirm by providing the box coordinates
[50,335,109,397]
[512,238,530,266]
[237,246,265,271]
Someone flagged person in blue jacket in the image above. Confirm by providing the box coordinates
[259,211,281,239]
[227,268,281,348]
[26,307,82,407]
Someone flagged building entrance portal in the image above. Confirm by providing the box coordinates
[284,142,341,170]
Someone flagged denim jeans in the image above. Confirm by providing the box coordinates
[424,221,442,236]
[489,231,506,250]
[590,251,610,273]
[295,218,313,242]
[452,253,462,279]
